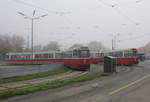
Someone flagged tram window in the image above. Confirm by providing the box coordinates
[14,55,16,59]
[124,50,129,57]
[94,53,102,57]
[35,54,40,59]
[43,54,48,58]
[5,55,9,59]
[61,53,65,58]
[73,50,78,57]
[95,53,99,57]
[41,54,46,58]
[128,53,133,57]
[38,54,42,58]
[104,53,109,56]
[124,53,128,57]
[132,49,137,55]
[124,51,130,57]
[112,52,115,57]
[16,55,20,59]
[20,55,24,59]
[26,55,30,59]
[40,54,43,58]
[48,53,53,58]
[13,55,16,59]
[90,53,94,58]
[64,51,72,58]
[109,52,113,56]
[67,53,72,58]
[11,55,17,59]
[115,51,123,57]
[80,50,89,58]
[95,53,97,57]
[100,53,104,57]
[55,53,61,58]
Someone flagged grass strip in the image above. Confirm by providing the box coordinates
[0,67,70,84]
[0,72,110,100]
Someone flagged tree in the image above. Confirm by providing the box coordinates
[33,45,43,52]
[10,35,25,52]
[0,34,25,55]
[43,41,60,51]
[87,41,108,52]
[0,34,12,55]
[69,43,83,50]
[138,42,150,53]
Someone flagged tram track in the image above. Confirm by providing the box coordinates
[0,65,136,92]
[135,62,150,70]
[0,71,87,91]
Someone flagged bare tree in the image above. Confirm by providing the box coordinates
[10,35,25,52]
[33,45,43,52]
[43,41,60,51]
[87,41,109,52]
[0,34,12,55]
[0,34,25,55]
[69,43,83,50]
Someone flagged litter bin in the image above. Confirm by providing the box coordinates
[104,56,116,73]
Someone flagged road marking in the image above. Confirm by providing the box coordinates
[109,74,150,95]
[91,74,150,102]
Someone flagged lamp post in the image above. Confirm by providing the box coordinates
[18,10,48,59]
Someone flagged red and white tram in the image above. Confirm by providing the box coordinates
[5,47,139,70]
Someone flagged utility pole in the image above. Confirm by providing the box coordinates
[31,18,34,59]
[112,39,114,50]
[27,35,30,50]
[111,33,120,51]
[18,10,48,59]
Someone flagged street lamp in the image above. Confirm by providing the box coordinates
[18,10,48,59]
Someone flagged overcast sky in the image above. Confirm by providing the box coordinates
[0,0,150,49]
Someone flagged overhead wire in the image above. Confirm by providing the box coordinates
[113,7,139,25]
[12,0,71,15]
[113,0,144,7]
[96,0,146,48]
[12,0,77,29]
[12,0,80,46]
[12,0,147,47]
[136,0,143,3]
[119,33,150,42]
[97,0,140,25]
[96,0,145,47]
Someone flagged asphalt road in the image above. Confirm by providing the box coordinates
[2,61,150,102]
[0,62,64,78]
